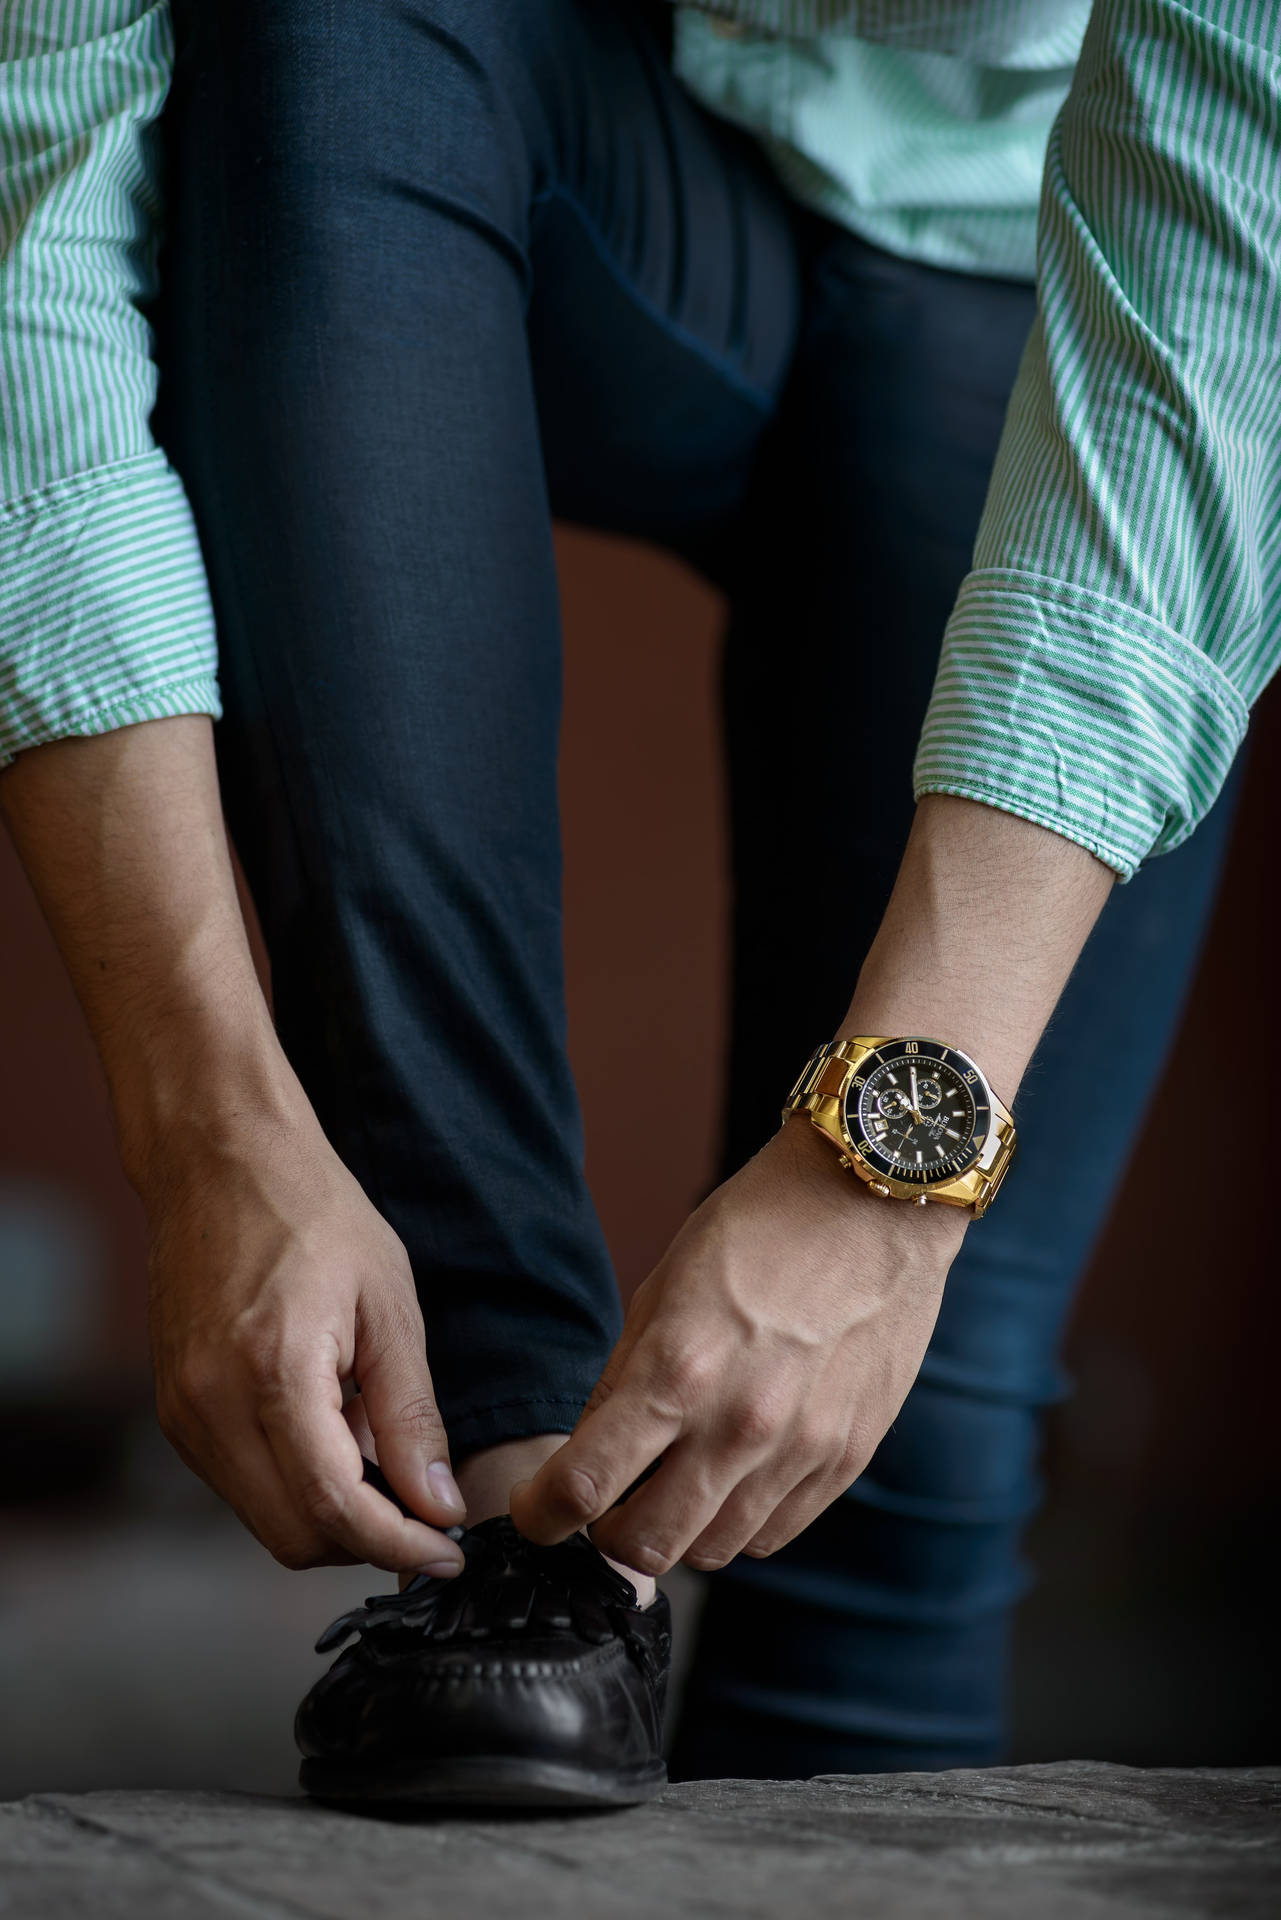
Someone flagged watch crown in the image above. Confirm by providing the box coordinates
[869,1181,891,1198]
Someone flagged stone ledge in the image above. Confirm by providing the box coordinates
[2,1762,1277,1919]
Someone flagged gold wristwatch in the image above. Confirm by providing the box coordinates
[783,1036,1016,1217]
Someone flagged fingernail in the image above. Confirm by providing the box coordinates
[426,1460,465,1516]
[416,1555,464,1580]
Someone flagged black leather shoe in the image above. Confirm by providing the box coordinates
[296,1516,671,1810]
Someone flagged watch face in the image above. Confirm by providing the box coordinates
[843,1040,991,1186]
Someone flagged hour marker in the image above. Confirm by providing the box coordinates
[945,1128,960,1139]
[915,1150,923,1164]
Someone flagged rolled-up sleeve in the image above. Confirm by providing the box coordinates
[0,1,219,769]
[914,0,1281,878]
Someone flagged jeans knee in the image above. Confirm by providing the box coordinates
[176,0,537,190]
[864,1379,1042,1524]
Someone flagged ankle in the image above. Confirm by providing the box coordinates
[456,1434,566,1526]
[457,1432,658,1609]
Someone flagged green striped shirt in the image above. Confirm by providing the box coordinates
[675,3,1091,280]
[2,3,1278,879]
[0,3,219,764]
[919,0,1279,875]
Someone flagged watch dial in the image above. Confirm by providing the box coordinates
[844,1041,989,1185]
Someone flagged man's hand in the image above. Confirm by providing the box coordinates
[511,1116,965,1573]
[0,718,464,1573]
[146,1114,466,1573]
[514,794,1115,1573]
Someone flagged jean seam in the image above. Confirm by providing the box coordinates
[444,1392,591,1451]
[447,1393,589,1418]
[529,183,775,412]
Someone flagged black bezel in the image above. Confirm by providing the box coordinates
[842,1038,991,1187]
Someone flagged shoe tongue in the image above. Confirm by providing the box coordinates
[316,1515,640,1653]
[459,1516,638,1609]
[467,1513,524,1546]
[459,1514,528,1568]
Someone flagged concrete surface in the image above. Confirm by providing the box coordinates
[2,1765,1276,1920]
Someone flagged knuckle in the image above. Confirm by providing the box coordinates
[172,1353,223,1412]
[750,1504,813,1556]
[379,1392,442,1437]
[617,1536,674,1577]
[553,1464,607,1524]
[722,1395,776,1450]
[684,1547,731,1572]
[673,1343,719,1395]
[271,1534,326,1572]
[659,1347,716,1406]
[836,1432,871,1485]
[296,1474,350,1535]
[241,1337,292,1395]
[641,1326,689,1378]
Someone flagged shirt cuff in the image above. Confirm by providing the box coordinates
[913,571,1249,882]
[0,450,221,768]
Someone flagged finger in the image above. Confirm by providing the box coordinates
[509,1359,682,1546]
[167,1410,360,1569]
[587,1434,748,1575]
[740,1463,844,1561]
[680,1453,818,1572]
[259,1353,465,1573]
[355,1298,465,1527]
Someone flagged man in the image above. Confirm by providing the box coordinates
[1,0,1274,1805]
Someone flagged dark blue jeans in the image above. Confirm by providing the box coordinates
[157,0,1236,1775]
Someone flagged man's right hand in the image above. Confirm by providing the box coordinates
[146,1113,467,1574]
[0,717,464,1574]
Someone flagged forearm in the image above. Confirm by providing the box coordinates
[0,716,306,1192]
[839,793,1116,1102]
[2,715,465,1568]
[517,793,1119,1567]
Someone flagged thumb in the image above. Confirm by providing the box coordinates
[355,1295,465,1528]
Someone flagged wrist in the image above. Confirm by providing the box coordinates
[834,796,1114,1101]
[111,1004,319,1203]
[771,1109,968,1256]
[834,1000,1024,1110]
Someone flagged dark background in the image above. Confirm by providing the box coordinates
[1,526,1277,1794]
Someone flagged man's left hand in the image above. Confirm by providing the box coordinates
[509,1116,966,1574]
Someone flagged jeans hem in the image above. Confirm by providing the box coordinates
[444,1392,591,1462]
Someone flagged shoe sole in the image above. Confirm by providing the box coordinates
[299,1753,667,1812]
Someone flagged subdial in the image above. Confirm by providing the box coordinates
[915,1076,943,1113]
[877,1086,911,1119]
